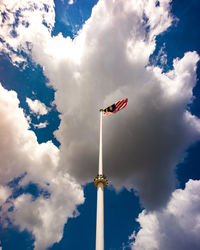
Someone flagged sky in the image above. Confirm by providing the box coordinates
[0,0,200,249]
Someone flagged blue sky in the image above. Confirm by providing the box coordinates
[0,0,200,249]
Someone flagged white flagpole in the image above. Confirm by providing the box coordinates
[94,109,108,250]
[99,109,103,175]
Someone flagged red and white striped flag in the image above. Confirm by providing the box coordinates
[103,98,128,115]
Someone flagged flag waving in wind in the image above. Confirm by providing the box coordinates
[103,98,128,115]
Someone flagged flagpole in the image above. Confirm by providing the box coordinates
[99,109,103,175]
[94,109,108,250]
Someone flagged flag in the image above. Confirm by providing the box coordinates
[103,98,128,115]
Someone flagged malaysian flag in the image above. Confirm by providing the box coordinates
[103,98,128,115]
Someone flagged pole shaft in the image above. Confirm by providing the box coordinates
[95,110,104,250]
[98,110,103,175]
[95,182,104,250]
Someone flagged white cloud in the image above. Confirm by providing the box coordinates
[0,0,55,64]
[32,0,200,210]
[26,98,49,116]
[0,185,11,206]
[33,121,48,129]
[1,0,199,210]
[68,0,74,5]
[0,83,84,249]
[1,0,200,248]
[11,174,83,250]
[130,179,200,250]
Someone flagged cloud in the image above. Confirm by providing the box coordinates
[33,121,48,129]
[130,179,200,250]
[1,0,200,211]
[26,97,49,116]
[0,83,84,249]
[68,0,74,5]
[1,0,200,248]
[35,0,199,210]
[0,186,11,206]
[11,174,83,250]
[0,0,55,64]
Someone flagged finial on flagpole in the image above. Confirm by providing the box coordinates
[94,174,108,188]
[99,109,103,112]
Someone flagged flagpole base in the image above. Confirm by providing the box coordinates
[94,174,108,188]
